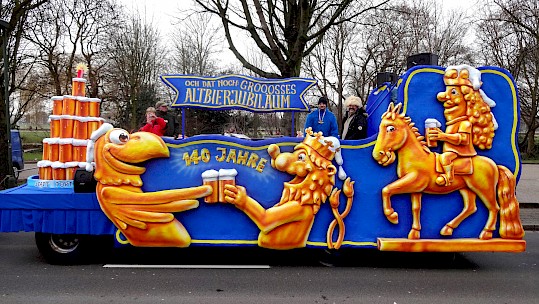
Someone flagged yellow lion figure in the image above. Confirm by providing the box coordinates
[223,128,354,250]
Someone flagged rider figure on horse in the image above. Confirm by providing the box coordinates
[428,65,497,186]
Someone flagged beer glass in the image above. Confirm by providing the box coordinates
[60,115,75,138]
[218,169,238,202]
[62,95,76,115]
[425,118,442,148]
[72,77,86,97]
[49,115,61,138]
[201,169,219,203]
[52,96,64,115]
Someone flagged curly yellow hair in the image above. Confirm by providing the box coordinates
[461,86,495,150]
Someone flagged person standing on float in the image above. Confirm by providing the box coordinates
[303,97,339,137]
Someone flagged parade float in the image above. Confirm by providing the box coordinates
[0,63,526,264]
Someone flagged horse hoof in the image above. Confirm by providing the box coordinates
[440,225,454,236]
[385,211,399,224]
[408,229,420,239]
[479,230,493,240]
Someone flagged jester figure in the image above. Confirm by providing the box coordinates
[427,65,497,186]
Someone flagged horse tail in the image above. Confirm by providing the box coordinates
[497,165,525,239]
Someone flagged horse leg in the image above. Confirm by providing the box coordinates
[440,189,477,236]
[381,186,399,224]
[476,189,499,240]
[408,193,422,239]
[466,176,500,240]
[381,173,424,225]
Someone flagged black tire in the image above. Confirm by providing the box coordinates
[35,233,113,265]
[35,233,86,265]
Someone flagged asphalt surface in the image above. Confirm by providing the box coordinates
[16,163,539,231]
[0,232,538,304]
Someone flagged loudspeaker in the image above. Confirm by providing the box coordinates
[407,53,439,69]
[74,168,97,193]
[376,72,398,87]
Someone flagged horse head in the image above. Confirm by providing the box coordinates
[372,103,416,166]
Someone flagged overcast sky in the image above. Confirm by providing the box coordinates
[119,0,479,34]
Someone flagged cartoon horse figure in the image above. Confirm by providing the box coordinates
[372,103,524,240]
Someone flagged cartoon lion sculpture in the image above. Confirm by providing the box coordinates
[223,128,354,250]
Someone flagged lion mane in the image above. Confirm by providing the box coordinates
[276,145,336,215]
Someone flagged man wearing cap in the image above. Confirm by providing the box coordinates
[155,101,180,138]
[341,95,368,140]
[303,97,339,137]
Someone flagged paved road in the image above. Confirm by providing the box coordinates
[0,232,537,304]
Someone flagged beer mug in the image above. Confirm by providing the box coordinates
[425,118,442,148]
[75,96,89,117]
[60,115,75,138]
[59,138,73,163]
[42,138,51,161]
[72,77,87,97]
[65,161,80,180]
[201,169,219,203]
[51,161,66,180]
[62,95,76,115]
[48,138,60,162]
[88,98,101,117]
[72,139,88,162]
[87,117,102,136]
[218,169,238,202]
[49,115,61,138]
[37,160,52,180]
[73,116,88,140]
[51,96,64,115]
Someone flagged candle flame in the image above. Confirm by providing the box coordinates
[76,63,88,78]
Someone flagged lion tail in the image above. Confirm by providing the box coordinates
[497,165,525,239]
[326,179,355,249]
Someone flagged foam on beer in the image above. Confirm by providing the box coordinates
[218,169,238,202]
[201,169,219,203]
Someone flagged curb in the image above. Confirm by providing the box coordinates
[524,225,538,231]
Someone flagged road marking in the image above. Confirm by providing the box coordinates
[103,264,270,269]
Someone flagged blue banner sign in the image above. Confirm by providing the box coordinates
[160,74,317,112]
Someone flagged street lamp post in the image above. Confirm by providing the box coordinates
[0,19,15,187]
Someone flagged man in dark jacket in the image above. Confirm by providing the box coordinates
[155,101,180,138]
[341,95,368,140]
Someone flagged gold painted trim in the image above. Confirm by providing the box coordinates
[378,238,526,252]
[167,139,297,150]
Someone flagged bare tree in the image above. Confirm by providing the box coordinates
[170,13,223,75]
[191,0,389,78]
[102,12,164,131]
[346,0,472,104]
[168,13,232,136]
[191,0,389,134]
[304,18,359,128]
[24,0,122,98]
[478,0,539,156]
[0,0,47,186]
